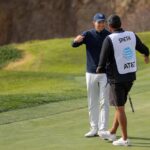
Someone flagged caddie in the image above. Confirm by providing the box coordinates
[97,15,149,146]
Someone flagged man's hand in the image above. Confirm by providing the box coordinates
[96,66,101,73]
[144,56,150,64]
[74,35,85,43]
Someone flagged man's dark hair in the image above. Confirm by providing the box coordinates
[107,15,121,29]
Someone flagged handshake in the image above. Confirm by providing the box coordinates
[96,66,103,73]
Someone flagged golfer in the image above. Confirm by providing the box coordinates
[72,13,110,137]
[97,15,149,146]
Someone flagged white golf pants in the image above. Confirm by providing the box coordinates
[86,72,109,131]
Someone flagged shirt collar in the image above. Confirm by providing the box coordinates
[95,29,105,34]
[113,28,124,33]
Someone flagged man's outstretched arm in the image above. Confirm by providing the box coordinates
[72,35,85,47]
[71,32,87,47]
[135,34,150,64]
[96,37,111,73]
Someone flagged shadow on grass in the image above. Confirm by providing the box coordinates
[129,136,150,141]
[129,136,150,148]
[110,136,150,148]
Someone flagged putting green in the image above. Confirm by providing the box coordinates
[0,94,150,150]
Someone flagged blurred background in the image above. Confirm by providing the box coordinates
[0,0,150,45]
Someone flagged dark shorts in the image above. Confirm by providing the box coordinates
[109,82,133,106]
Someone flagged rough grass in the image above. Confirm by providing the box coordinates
[0,45,23,68]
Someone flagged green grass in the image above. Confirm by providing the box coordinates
[0,38,86,112]
[0,32,149,112]
[0,32,149,150]
[0,45,23,68]
[0,96,149,150]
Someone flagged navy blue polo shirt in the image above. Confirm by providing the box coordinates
[72,29,110,73]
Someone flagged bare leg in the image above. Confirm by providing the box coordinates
[109,110,119,134]
[116,106,127,140]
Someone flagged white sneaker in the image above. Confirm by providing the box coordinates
[98,131,116,141]
[113,138,131,146]
[84,129,98,137]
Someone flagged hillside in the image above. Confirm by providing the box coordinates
[0,0,150,45]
